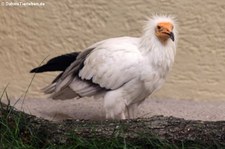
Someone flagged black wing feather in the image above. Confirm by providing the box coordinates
[30,52,80,73]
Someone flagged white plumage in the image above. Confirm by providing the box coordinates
[31,15,177,119]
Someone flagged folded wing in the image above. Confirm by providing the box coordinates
[46,37,142,99]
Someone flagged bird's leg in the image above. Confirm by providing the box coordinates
[127,104,138,119]
[120,111,126,120]
[104,90,127,120]
[106,112,115,119]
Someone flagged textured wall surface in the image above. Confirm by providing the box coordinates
[0,0,225,100]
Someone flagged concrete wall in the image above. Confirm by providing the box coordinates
[1,0,225,100]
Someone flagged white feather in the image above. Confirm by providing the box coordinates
[78,37,142,90]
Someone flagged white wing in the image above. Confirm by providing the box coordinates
[79,37,142,90]
[48,37,143,99]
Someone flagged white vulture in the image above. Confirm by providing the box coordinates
[30,15,177,119]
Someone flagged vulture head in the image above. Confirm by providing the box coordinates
[142,15,177,46]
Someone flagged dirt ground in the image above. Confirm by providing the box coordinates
[2,97,225,121]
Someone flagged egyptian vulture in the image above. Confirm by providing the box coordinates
[30,15,177,119]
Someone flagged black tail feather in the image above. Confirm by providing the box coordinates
[30,52,80,73]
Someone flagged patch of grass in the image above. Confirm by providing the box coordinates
[0,90,40,148]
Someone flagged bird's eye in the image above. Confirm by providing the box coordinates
[157,25,161,30]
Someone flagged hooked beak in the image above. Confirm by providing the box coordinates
[169,32,175,42]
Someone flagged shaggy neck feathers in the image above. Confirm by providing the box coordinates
[139,15,177,69]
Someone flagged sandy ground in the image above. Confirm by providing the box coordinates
[2,97,225,121]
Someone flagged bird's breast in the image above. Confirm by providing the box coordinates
[140,58,172,94]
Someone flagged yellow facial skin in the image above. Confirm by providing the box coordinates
[155,22,174,43]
